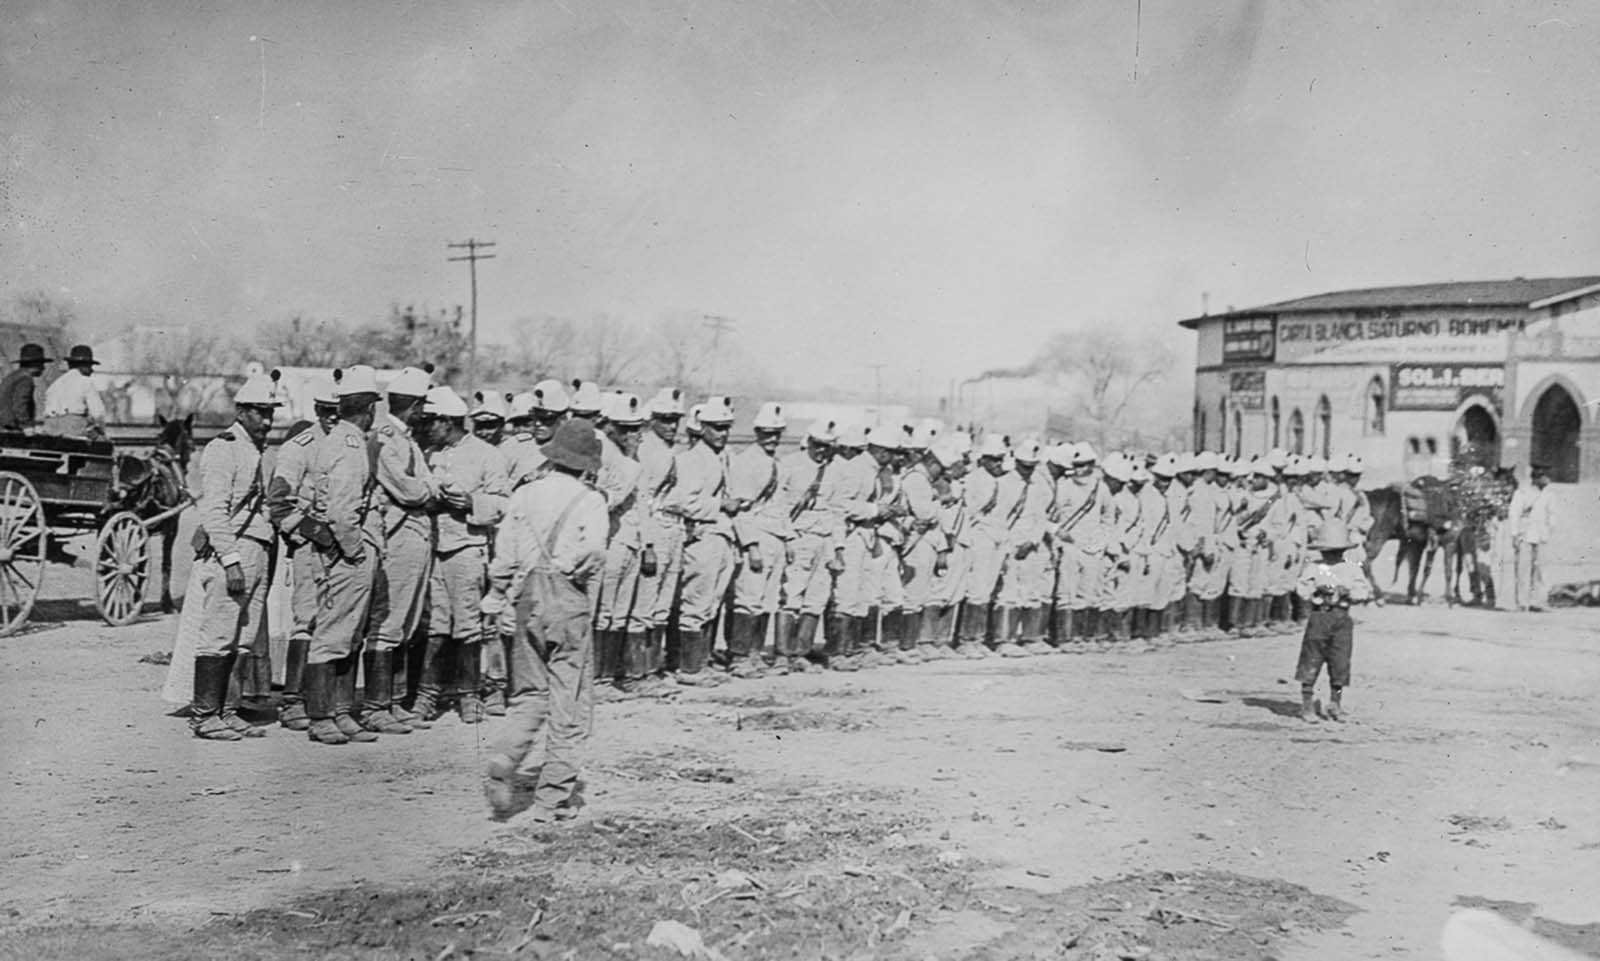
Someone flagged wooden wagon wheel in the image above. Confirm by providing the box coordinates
[0,471,46,637]
[95,511,150,627]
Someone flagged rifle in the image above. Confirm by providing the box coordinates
[1049,483,1099,555]
[790,459,827,522]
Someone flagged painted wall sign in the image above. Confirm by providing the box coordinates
[1222,317,1276,364]
[1228,369,1266,409]
[1389,364,1504,411]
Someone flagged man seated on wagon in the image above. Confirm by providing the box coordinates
[0,343,51,432]
[41,344,109,442]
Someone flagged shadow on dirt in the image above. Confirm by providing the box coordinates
[1241,696,1305,719]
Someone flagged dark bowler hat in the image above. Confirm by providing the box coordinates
[16,344,50,366]
[540,419,601,475]
[65,345,99,367]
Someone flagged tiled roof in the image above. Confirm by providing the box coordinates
[1179,276,1600,328]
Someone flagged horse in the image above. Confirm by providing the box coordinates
[114,414,195,613]
[1363,479,1462,605]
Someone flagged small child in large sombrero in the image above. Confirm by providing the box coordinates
[1293,518,1373,722]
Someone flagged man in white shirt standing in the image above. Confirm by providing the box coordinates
[42,345,108,440]
[1509,463,1555,612]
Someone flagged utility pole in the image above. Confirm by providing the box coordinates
[867,363,886,417]
[447,238,496,387]
[702,314,736,393]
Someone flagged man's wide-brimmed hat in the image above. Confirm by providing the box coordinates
[542,420,602,474]
[65,345,99,367]
[1310,518,1359,551]
[16,344,49,366]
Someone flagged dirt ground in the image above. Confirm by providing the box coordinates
[2,555,1599,959]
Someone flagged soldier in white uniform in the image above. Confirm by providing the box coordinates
[894,426,949,662]
[361,367,438,734]
[592,392,646,690]
[956,434,1019,658]
[502,379,570,490]
[302,365,384,745]
[660,397,738,684]
[775,419,838,672]
[265,373,339,731]
[725,403,792,677]
[634,388,685,682]
[184,375,281,740]
[996,439,1054,656]
[416,387,510,723]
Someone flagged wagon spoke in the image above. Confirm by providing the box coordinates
[8,562,36,594]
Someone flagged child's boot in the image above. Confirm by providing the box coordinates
[1326,687,1345,722]
[1299,685,1318,723]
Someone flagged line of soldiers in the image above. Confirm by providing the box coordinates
[180,360,1378,742]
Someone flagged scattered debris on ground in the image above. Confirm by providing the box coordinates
[4,796,1359,961]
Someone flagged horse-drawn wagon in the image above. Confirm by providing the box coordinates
[0,428,191,636]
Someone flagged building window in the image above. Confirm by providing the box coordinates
[1269,396,1281,449]
[1366,376,1386,435]
[1219,398,1228,453]
[1231,410,1242,458]
[1289,409,1305,455]
[1316,395,1332,459]
[1194,400,1205,451]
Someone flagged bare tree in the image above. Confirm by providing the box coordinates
[3,290,78,358]
[1039,328,1175,451]
[574,313,644,386]
[123,324,243,419]
[255,314,352,368]
[496,315,578,383]
[647,312,712,392]
[970,327,1180,451]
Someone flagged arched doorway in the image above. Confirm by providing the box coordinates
[1452,404,1499,468]
[1531,385,1582,482]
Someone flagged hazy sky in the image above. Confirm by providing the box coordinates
[4,0,1599,396]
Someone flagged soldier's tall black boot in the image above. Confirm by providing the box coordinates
[390,645,430,729]
[1182,593,1202,637]
[822,612,848,669]
[1110,609,1132,644]
[991,605,1023,655]
[898,609,924,662]
[726,613,765,678]
[859,606,886,666]
[279,637,310,731]
[190,655,242,741]
[1049,607,1072,650]
[795,613,821,664]
[622,630,652,688]
[305,661,348,745]
[775,612,806,673]
[955,602,990,659]
[413,635,448,721]
[360,650,411,734]
[332,655,378,741]
[646,626,668,678]
[457,642,485,722]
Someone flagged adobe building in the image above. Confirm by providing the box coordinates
[1181,276,1600,485]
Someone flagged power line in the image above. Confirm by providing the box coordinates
[447,238,496,387]
[702,314,736,393]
